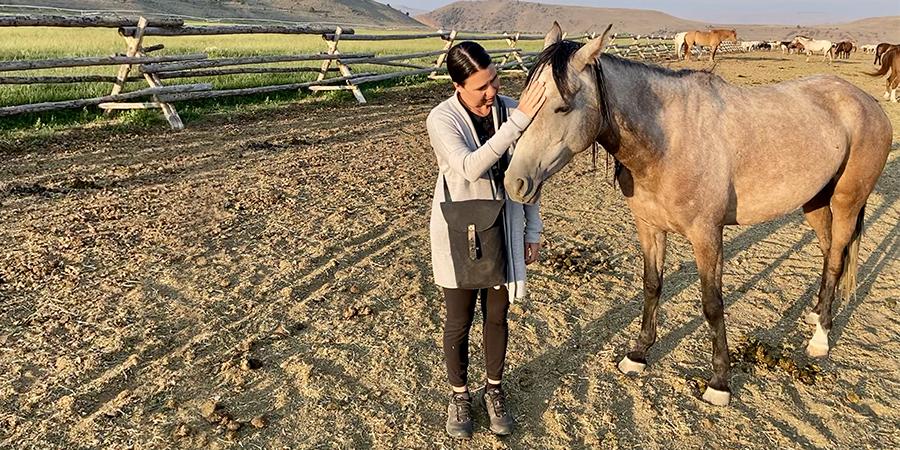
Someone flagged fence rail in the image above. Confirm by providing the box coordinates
[0,14,742,129]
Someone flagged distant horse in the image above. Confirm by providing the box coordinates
[792,36,834,62]
[684,29,738,61]
[674,31,688,60]
[860,44,876,54]
[506,23,892,406]
[867,47,900,102]
[874,42,899,65]
[780,41,793,54]
[740,40,761,52]
[834,41,854,59]
[788,41,805,55]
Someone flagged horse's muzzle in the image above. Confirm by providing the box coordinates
[507,176,538,204]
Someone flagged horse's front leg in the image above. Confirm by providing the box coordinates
[690,226,731,406]
[618,219,667,374]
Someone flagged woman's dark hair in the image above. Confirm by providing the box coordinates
[446,41,493,85]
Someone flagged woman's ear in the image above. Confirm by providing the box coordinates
[452,81,463,93]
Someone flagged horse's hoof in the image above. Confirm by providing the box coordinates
[806,312,820,325]
[806,323,830,357]
[701,386,731,406]
[617,356,646,375]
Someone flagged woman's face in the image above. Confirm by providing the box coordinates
[454,65,500,110]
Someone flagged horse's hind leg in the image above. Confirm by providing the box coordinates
[618,220,667,374]
[689,226,730,406]
[806,149,882,356]
[802,183,834,326]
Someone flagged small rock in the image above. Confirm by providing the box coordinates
[200,400,220,418]
[349,285,360,294]
[250,415,267,429]
[846,391,860,403]
[272,323,291,337]
[226,420,242,431]
[174,423,190,438]
[343,306,358,320]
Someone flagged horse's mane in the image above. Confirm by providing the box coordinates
[524,39,711,108]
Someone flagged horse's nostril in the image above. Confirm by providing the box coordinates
[515,178,526,195]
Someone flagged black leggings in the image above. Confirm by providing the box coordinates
[443,286,510,387]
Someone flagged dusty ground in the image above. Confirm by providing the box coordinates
[0,50,898,449]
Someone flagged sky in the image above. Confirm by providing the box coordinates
[378,0,900,25]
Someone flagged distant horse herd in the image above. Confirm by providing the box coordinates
[671,30,898,102]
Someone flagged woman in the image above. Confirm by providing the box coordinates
[426,41,546,438]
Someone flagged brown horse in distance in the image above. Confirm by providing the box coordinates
[684,29,738,61]
[834,41,854,59]
[874,42,898,65]
[867,47,900,102]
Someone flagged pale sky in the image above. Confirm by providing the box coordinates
[379,0,900,25]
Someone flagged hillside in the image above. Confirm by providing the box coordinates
[418,0,900,43]
[0,0,426,28]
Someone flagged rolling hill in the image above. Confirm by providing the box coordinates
[417,0,900,43]
[0,0,426,28]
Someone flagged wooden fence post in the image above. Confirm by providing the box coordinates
[310,26,366,104]
[429,30,457,80]
[500,32,529,74]
[107,16,184,129]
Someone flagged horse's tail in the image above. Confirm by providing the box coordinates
[865,49,895,77]
[838,205,865,301]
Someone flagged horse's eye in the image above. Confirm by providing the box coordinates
[554,105,571,114]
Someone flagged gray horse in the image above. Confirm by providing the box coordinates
[505,23,892,406]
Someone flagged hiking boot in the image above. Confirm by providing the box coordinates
[483,384,514,435]
[446,391,473,439]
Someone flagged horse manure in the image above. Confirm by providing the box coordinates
[686,375,708,394]
[730,338,824,385]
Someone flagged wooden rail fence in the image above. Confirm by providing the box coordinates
[0,14,740,129]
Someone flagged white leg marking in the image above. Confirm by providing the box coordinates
[806,323,830,357]
[701,387,731,406]
[617,355,646,374]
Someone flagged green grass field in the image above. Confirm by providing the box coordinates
[0,24,657,133]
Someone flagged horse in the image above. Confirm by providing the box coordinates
[740,41,760,52]
[860,44,876,54]
[779,41,793,54]
[834,41,854,59]
[867,47,900,102]
[874,42,899,65]
[674,31,688,60]
[504,23,892,406]
[788,41,805,55]
[792,36,834,62]
[683,29,738,61]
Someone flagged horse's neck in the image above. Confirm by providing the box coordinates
[597,58,668,177]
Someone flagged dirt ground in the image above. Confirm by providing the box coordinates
[0,50,898,449]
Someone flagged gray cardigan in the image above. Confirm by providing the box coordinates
[427,94,543,302]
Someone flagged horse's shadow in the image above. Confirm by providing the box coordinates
[504,154,899,445]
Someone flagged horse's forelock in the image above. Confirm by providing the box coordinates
[525,40,587,107]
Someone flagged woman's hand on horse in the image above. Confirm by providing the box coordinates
[525,242,542,265]
[518,81,547,119]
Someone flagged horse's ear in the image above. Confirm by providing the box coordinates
[544,21,563,49]
[572,24,612,72]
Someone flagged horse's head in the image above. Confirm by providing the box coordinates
[505,22,613,204]
[723,29,738,42]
